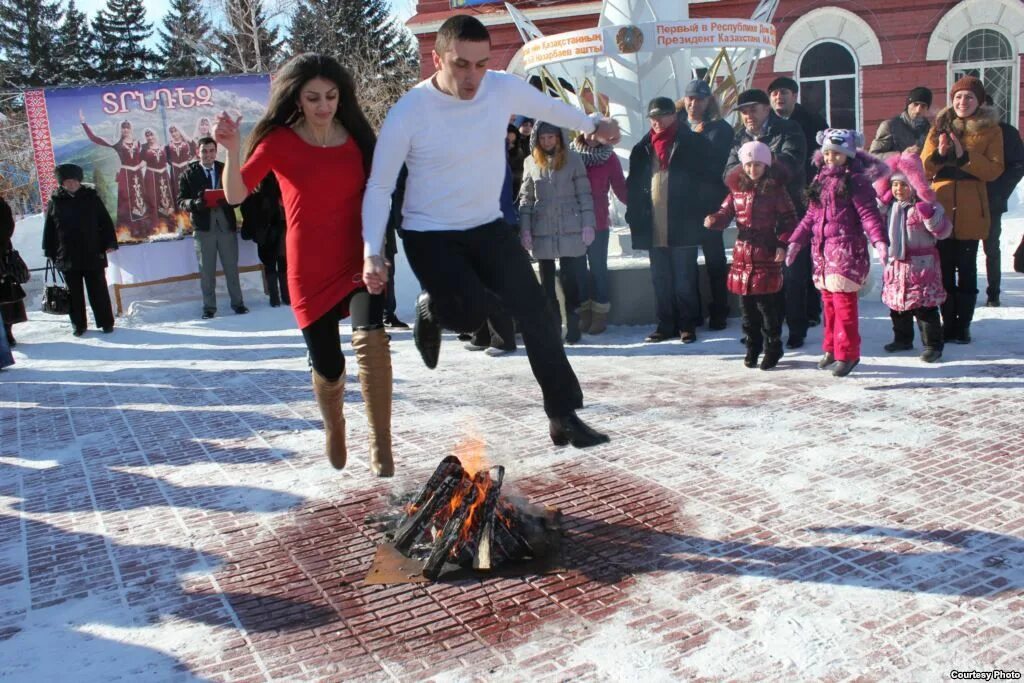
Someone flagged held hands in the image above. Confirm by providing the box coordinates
[774,247,785,263]
[915,201,935,219]
[905,145,921,155]
[874,242,889,267]
[784,243,800,267]
[590,118,621,146]
[582,226,595,246]
[952,133,964,159]
[362,255,390,295]
[213,111,243,150]
[704,216,714,228]
[520,230,533,252]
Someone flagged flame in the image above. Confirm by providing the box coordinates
[452,434,488,476]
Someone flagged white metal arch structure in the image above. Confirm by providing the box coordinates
[773,7,883,73]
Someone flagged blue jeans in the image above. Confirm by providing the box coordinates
[581,230,611,304]
[649,246,700,334]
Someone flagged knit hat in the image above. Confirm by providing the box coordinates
[767,76,799,94]
[906,86,932,108]
[647,97,677,117]
[55,163,84,183]
[738,141,772,167]
[950,76,986,103]
[535,121,560,138]
[816,128,864,158]
[684,79,712,99]
[735,89,770,109]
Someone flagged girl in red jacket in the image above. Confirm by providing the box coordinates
[705,141,798,369]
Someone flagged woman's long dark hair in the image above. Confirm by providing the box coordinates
[245,54,377,175]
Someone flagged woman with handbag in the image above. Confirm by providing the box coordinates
[42,164,119,337]
[0,195,27,347]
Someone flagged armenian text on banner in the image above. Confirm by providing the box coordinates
[26,74,271,245]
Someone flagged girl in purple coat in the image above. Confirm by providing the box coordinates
[787,129,889,377]
[874,151,953,363]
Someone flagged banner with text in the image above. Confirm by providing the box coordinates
[26,74,271,244]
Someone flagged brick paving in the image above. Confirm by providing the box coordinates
[1,298,1023,681]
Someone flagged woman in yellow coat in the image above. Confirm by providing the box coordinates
[922,76,1003,344]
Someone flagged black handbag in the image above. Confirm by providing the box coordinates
[0,249,29,284]
[41,260,71,315]
[0,275,25,304]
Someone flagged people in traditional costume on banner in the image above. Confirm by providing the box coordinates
[141,128,175,231]
[166,124,195,206]
[80,111,148,238]
[192,117,213,158]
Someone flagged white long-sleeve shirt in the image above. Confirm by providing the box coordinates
[361,70,598,257]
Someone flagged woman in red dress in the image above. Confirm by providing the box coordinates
[80,112,149,239]
[141,129,175,232]
[217,54,394,477]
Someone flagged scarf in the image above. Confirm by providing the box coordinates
[901,111,931,147]
[888,201,911,261]
[570,140,614,168]
[651,120,678,170]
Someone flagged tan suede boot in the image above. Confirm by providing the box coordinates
[576,300,592,335]
[311,370,347,469]
[352,328,394,477]
[589,302,611,334]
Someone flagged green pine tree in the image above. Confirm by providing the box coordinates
[92,0,157,82]
[0,0,63,86]
[157,0,213,77]
[214,0,281,73]
[56,0,95,84]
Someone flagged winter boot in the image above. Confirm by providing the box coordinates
[589,301,610,335]
[955,293,977,343]
[918,318,943,363]
[279,271,291,305]
[5,325,15,348]
[352,328,394,477]
[311,370,347,469]
[743,346,760,369]
[760,338,783,370]
[832,358,860,377]
[577,300,593,335]
[884,310,914,351]
[565,310,582,344]
[817,352,836,369]
[549,412,610,448]
[266,271,281,307]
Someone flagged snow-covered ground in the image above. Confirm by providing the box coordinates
[0,205,1022,680]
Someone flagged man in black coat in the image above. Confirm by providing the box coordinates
[177,136,246,319]
[679,79,735,330]
[869,87,933,158]
[627,97,715,343]
[724,89,811,348]
[983,95,1024,307]
[42,163,118,336]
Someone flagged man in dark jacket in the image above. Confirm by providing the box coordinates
[983,95,1024,307]
[768,76,828,329]
[679,79,734,330]
[869,87,933,158]
[42,163,118,336]
[725,89,810,348]
[177,136,246,319]
[627,96,715,343]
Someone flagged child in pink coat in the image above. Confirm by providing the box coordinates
[874,151,953,363]
[787,129,889,377]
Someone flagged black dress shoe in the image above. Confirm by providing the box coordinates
[549,412,609,448]
[384,315,411,330]
[232,305,249,314]
[72,327,85,337]
[786,336,805,349]
[883,340,913,352]
[413,291,442,369]
[707,315,728,331]
[644,330,673,343]
[680,330,697,344]
[101,326,114,334]
[201,309,215,319]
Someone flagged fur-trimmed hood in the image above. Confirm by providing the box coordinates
[725,161,790,193]
[932,104,1000,137]
[873,151,936,203]
[811,148,890,183]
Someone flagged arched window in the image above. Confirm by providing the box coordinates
[798,41,858,129]
[951,29,1014,123]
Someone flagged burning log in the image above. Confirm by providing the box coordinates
[406,455,463,513]
[392,472,462,554]
[422,475,484,580]
[472,466,505,570]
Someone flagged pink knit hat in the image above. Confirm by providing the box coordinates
[738,141,772,167]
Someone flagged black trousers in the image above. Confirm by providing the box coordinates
[300,288,384,381]
[257,240,289,303]
[739,293,782,351]
[64,268,114,332]
[700,229,729,322]
[384,256,398,318]
[782,244,812,339]
[401,221,582,418]
[938,237,979,335]
[890,306,942,348]
[538,256,584,328]
[982,211,1003,301]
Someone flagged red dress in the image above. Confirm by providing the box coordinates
[241,127,366,329]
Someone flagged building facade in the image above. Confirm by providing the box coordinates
[408,0,1024,138]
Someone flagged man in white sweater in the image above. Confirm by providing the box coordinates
[361,15,620,449]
